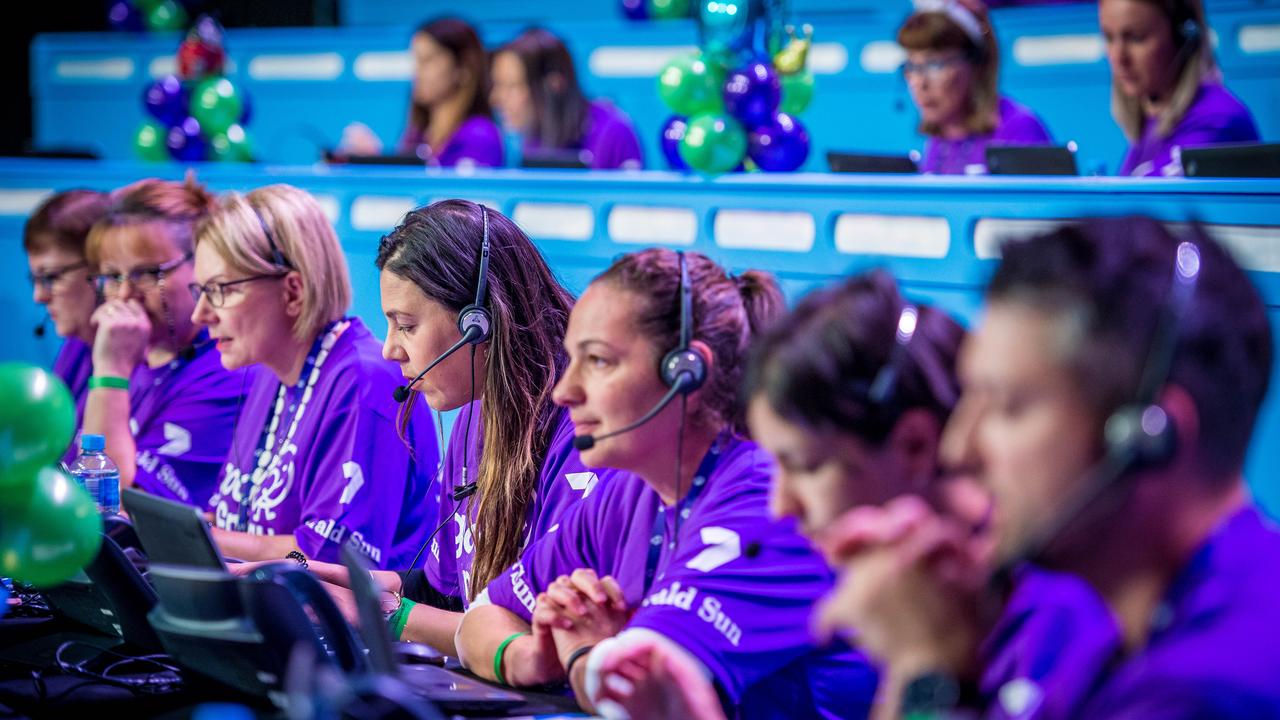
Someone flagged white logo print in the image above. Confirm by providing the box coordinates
[339,462,364,505]
[565,471,598,498]
[685,526,741,573]
[157,423,191,456]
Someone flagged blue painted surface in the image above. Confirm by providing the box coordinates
[29,3,1280,172]
[1,159,1277,512]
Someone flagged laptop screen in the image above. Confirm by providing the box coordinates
[121,489,224,569]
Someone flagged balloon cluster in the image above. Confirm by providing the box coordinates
[0,365,102,589]
[108,0,190,32]
[620,0,694,20]
[652,1,815,174]
[133,15,254,163]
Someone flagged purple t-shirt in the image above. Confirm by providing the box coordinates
[981,569,1120,720]
[54,337,94,465]
[397,115,504,168]
[1071,506,1280,718]
[524,100,644,170]
[207,318,439,569]
[481,436,876,719]
[127,330,249,507]
[1119,83,1260,177]
[921,96,1053,175]
[424,401,603,607]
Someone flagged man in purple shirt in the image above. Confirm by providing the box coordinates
[818,216,1279,718]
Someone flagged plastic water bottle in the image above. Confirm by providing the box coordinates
[68,434,120,516]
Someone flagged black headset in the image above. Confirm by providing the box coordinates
[457,205,492,344]
[1174,17,1202,52]
[660,251,709,394]
[1101,239,1201,472]
[251,204,293,270]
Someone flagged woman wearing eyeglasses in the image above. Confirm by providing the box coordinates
[189,185,439,568]
[898,0,1052,175]
[23,190,111,442]
[83,175,249,507]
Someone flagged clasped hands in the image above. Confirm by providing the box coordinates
[531,568,631,681]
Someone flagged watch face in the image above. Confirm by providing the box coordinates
[902,671,962,713]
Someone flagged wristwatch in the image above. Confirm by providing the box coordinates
[383,590,403,620]
[901,672,979,719]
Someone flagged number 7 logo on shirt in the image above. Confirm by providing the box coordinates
[685,526,742,573]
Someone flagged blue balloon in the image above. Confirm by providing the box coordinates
[700,0,752,55]
[748,112,809,172]
[166,116,206,162]
[143,74,188,127]
[660,115,690,170]
[238,89,252,125]
[107,0,144,32]
[621,0,648,19]
[723,61,780,129]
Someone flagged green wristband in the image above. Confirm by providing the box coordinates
[89,375,129,391]
[387,597,416,641]
[493,631,528,686]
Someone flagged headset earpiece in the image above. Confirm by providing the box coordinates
[660,251,708,394]
[1177,18,1201,51]
[456,204,492,343]
[1104,403,1177,470]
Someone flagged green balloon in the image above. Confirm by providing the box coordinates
[0,364,75,486]
[657,51,725,117]
[144,0,188,32]
[209,124,253,162]
[190,76,243,136]
[0,466,102,588]
[780,69,815,116]
[647,0,690,19]
[134,121,169,162]
[678,112,747,175]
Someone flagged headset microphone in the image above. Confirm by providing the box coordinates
[392,325,484,403]
[571,377,690,451]
[33,313,49,338]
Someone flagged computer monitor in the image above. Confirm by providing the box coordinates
[985,144,1078,176]
[1181,143,1280,178]
[121,489,223,569]
[827,151,919,174]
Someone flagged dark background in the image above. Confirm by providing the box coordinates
[0,0,335,156]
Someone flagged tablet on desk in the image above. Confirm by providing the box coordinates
[985,144,1078,176]
[1181,143,1280,178]
[827,151,919,174]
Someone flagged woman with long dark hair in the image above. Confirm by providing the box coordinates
[490,27,643,169]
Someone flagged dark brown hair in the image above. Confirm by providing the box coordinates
[495,27,589,150]
[897,5,1001,136]
[407,17,493,148]
[593,248,784,436]
[376,200,573,598]
[23,190,112,256]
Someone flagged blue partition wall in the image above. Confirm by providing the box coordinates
[2,159,1278,512]
[29,2,1280,172]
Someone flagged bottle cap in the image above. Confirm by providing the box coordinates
[81,434,105,452]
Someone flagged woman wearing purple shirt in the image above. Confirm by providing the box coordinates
[23,190,111,451]
[490,28,644,170]
[83,176,248,507]
[189,185,438,569]
[898,0,1053,175]
[340,17,503,168]
[1102,0,1259,177]
[455,249,874,719]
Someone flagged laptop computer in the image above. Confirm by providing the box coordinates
[1181,142,1280,178]
[323,149,426,166]
[339,544,525,714]
[827,150,919,174]
[121,489,224,569]
[985,144,1078,176]
[520,148,591,170]
[41,534,163,652]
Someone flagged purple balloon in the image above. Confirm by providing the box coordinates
[621,0,648,19]
[723,61,781,129]
[659,115,690,170]
[167,116,206,162]
[748,112,810,172]
[107,0,144,31]
[143,75,188,127]
[239,89,252,125]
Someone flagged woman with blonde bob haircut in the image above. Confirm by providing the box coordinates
[897,0,1052,174]
[191,184,439,568]
[1101,0,1259,176]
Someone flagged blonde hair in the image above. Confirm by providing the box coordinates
[194,184,352,341]
[1109,0,1218,140]
[86,172,217,264]
[897,5,1001,136]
